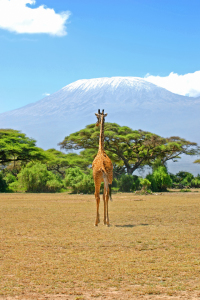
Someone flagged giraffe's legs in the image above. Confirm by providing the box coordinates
[103,184,110,226]
[94,182,101,226]
[103,188,106,225]
[106,186,110,226]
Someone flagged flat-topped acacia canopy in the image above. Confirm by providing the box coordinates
[59,123,198,175]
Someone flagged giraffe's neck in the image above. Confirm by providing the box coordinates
[99,117,104,152]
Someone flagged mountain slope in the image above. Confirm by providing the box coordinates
[1,77,196,118]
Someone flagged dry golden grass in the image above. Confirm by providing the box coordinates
[0,192,200,299]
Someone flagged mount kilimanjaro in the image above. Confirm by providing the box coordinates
[0,77,199,174]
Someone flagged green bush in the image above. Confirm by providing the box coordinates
[176,171,194,187]
[118,174,140,192]
[132,175,140,191]
[191,175,200,188]
[4,173,16,185]
[8,181,25,193]
[118,174,133,192]
[140,178,151,191]
[46,179,63,193]
[170,171,197,188]
[176,171,194,181]
[0,172,8,192]
[17,162,62,193]
[147,166,172,192]
[64,167,95,194]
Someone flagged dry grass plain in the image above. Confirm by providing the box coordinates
[0,192,200,300]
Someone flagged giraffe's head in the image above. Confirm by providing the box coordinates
[95,109,107,126]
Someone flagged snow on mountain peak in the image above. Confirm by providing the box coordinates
[62,76,157,93]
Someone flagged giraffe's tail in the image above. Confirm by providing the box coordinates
[109,183,112,201]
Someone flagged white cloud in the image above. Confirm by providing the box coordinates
[0,0,70,36]
[144,71,200,97]
[43,92,50,96]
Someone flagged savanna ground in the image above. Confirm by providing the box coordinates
[0,192,200,300]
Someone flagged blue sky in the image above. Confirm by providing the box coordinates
[0,0,200,113]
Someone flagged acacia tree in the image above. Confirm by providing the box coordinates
[0,129,46,166]
[59,123,198,175]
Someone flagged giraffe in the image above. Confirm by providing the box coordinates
[92,109,113,226]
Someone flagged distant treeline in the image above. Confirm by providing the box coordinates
[0,124,200,193]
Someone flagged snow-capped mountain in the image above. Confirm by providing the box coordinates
[2,77,197,118]
[0,77,199,174]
